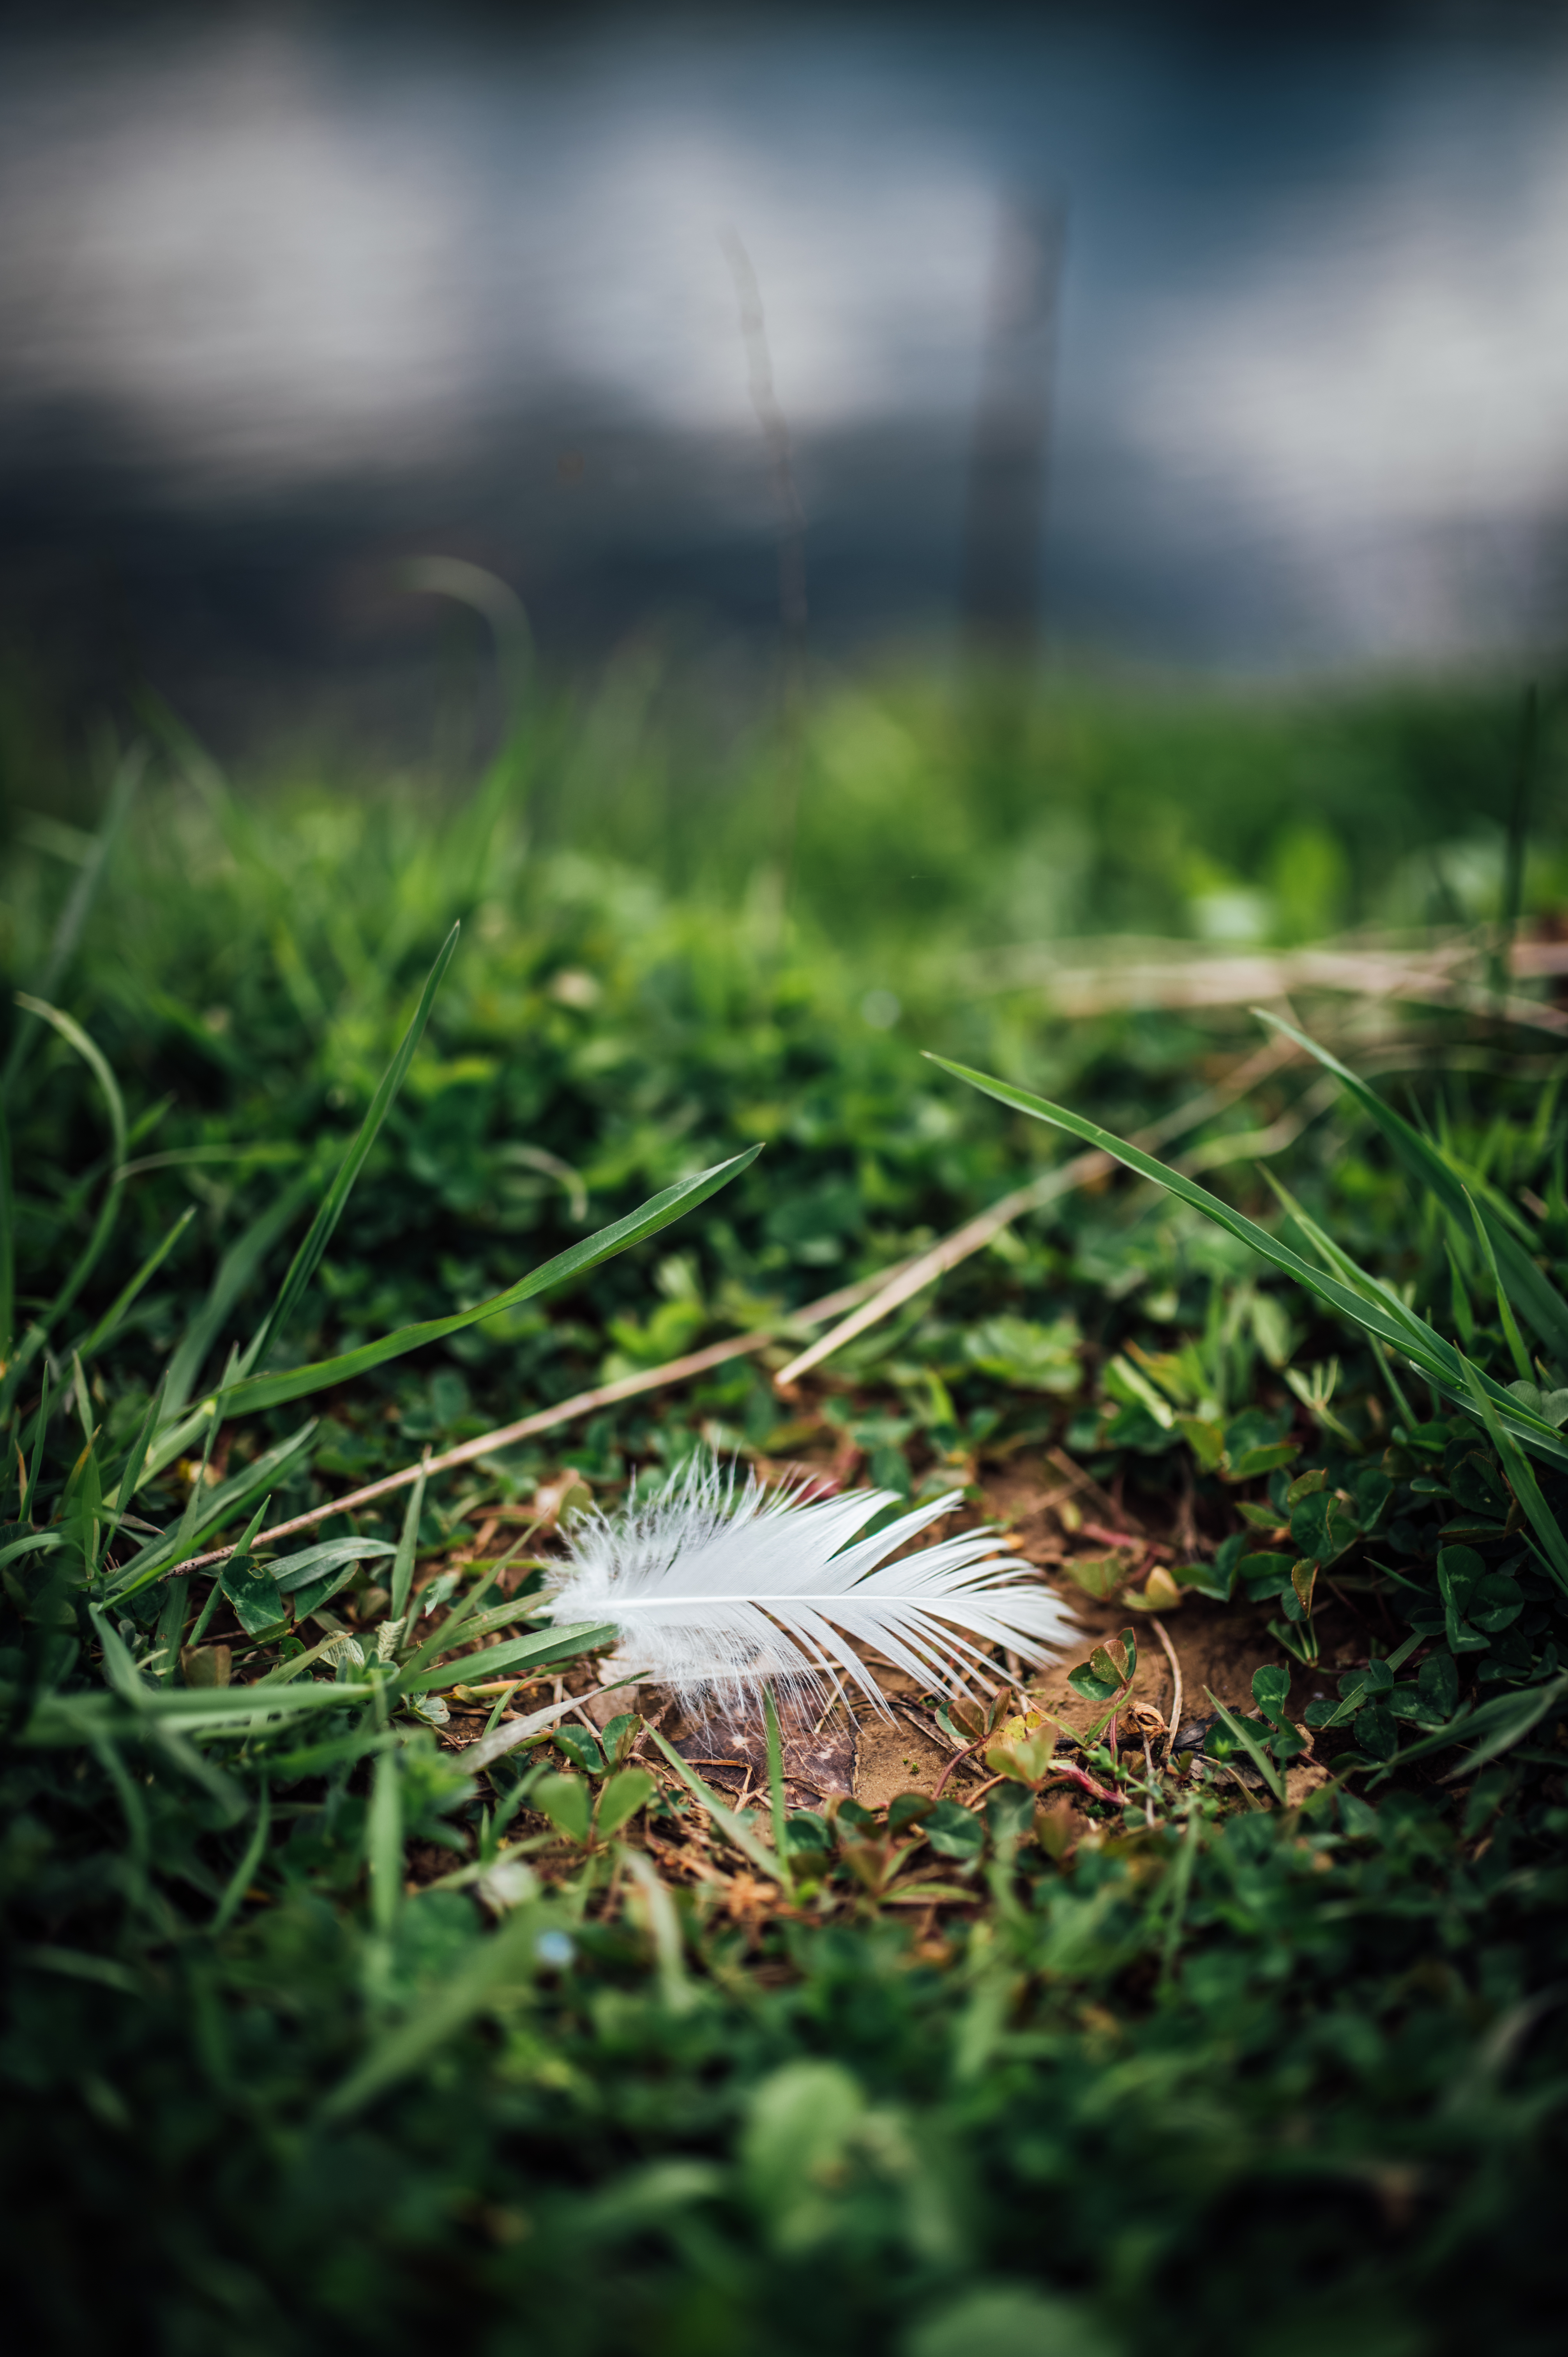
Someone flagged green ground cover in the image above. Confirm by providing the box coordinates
[3,662,1568,2354]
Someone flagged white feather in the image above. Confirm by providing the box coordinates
[542,1457,1076,1719]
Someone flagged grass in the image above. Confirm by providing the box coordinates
[3,653,1568,2354]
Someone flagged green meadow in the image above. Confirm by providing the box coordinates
[3,653,1566,2355]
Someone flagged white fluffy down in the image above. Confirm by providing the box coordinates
[542,1458,1075,1718]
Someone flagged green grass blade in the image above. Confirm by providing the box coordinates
[152,1576,190,1687]
[390,1453,428,1622]
[219,1144,762,1417]
[244,922,461,1375]
[73,1205,197,1362]
[1465,1191,1536,1383]
[108,1420,319,1596]
[1203,1689,1287,1805]
[368,1749,403,1937]
[398,1621,616,1698]
[762,1682,793,1889]
[1251,1009,1568,1364]
[161,1169,315,1420]
[1,742,144,1103]
[0,1532,65,1573]
[1458,1354,1568,1596]
[647,1725,791,1884]
[19,1365,51,1523]
[396,1528,539,1675]
[101,1378,163,1547]
[267,1537,397,1594]
[319,1897,554,2125]
[1368,1674,1568,1783]
[926,1054,1568,1467]
[16,993,127,1168]
[210,1781,270,1933]
[14,995,130,1339]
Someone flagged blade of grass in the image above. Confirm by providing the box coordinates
[9,995,129,1357]
[19,1365,51,1524]
[1459,1353,1568,1596]
[243,924,461,1378]
[395,1530,534,1677]
[319,1897,555,2125]
[648,1725,791,1885]
[1202,1689,1286,1804]
[1251,1007,1568,1364]
[1159,1803,1203,1981]
[1,742,144,1103]
[1466,1190,1536,1384]
[219,1145,764,1417]
[925,1053,1568,1466]
[368,1749,403,1937]
[398,1622,616,1699]
[161,1168,315,1421]
[1367,1674,1568,1783]
[210,1781,270,1934]
[166,1254,944,1574]
[186,1494,272,1654]
[622,1849,696,2012]
[390,1452,428,1622]
[4,744,136,1351]
[762,1681,793,1889]
[72,1205,197,1362]
[152,1576,189,1688]
[109,1419,319,1595]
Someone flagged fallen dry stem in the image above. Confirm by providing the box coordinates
[172,1263,918,1576]
[1148,1615,1182,1762]
[959,930,1568,1039]
[773,1032,1301,1387]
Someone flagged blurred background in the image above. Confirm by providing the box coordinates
[5,2,1568,725]
[2,0,1566,957]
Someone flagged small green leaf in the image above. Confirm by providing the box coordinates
[1176,1415,1226,1472]
[595,1768,656,1840]
[1419,1652,1459,1717]
[1063,1555,1125,1601]
[219,1556,286,1639]
[1252,1664,1291,1723]
[554,1726,606,1776]
[1174,1537,1242,1603]
[922,1800,986,1861]
[600,1712,642,1766]
[1238,1551,1295,1598]
[1354,1701,1400,1762]
[533,1772,592,1845]
[1225,1442,1300,1482]
[270,1537,397,1594]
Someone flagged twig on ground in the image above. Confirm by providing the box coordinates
[1149,1616,1182,1762]
[773,1034,1300,1387]
[169,1262,918,1577]
[1046,1447,1144,1535]
[895,1700,965,1754]
[955,929,1568,1039]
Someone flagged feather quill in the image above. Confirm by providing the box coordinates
[542,1458,1075,1718]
